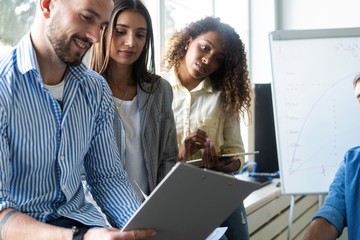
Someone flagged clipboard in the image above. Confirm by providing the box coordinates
[122,162,261,239]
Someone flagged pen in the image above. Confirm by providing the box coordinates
[240,151,259,156]
[187,151,260,164]
[220,151,260,157]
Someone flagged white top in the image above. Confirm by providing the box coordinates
[113,96,149,200]
[44,80,65,102]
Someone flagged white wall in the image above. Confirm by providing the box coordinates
[278,0,360,30]
[250,0,360,84]
[249,0,276,84]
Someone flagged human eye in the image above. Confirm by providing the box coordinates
[200,44,208,51]
[114,27,126,36]
[136,31,147,39]
[81,13,95,23]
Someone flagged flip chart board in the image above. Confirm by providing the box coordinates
[269,27,360,194]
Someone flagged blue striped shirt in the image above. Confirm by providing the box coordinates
[0,34,140,228]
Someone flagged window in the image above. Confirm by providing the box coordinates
[145,0,249,73]
[0,0,35,50]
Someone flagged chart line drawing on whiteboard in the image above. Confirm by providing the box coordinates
[270,28,360,194]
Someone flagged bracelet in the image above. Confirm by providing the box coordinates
[72,226,88,240]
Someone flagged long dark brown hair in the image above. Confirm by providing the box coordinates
[89,0,159,93]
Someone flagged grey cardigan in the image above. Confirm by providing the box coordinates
[113,77,178,193]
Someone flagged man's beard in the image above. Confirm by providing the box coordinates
[47,21,88,66]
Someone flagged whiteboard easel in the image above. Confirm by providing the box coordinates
[269,27,360,195]
[269,28,360,239]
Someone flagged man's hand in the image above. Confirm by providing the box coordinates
[303,218,338,240]
[84,227,156,240]
[0,208,156,240]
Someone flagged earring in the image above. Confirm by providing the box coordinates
[185,46,188,50]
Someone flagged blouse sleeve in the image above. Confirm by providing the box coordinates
[221,113,245,170]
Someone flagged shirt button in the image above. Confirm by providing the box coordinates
[59,155,65,161]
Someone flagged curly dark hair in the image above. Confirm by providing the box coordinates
[163,17,252,118]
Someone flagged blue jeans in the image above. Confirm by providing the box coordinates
[219,201,249,240]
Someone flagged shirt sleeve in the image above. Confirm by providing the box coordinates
[221,113,245,170]
[312,157,347,237]
[83,80,140,228]
[156,80,178,184]
[0,80,17,212]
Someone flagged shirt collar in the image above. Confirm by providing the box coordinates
[16,33,40,75]
[166,67,214,93]
[16,32,89,82]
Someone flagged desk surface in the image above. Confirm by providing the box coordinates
[235,174,282,214]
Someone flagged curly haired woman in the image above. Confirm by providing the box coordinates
[162,16,252,240]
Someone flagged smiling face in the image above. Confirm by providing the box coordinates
[109,10,147,67]
[46,0,113,66]
[180,31,225,82]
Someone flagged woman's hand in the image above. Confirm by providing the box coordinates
[178,129,208,160]
[202,139,241,173]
